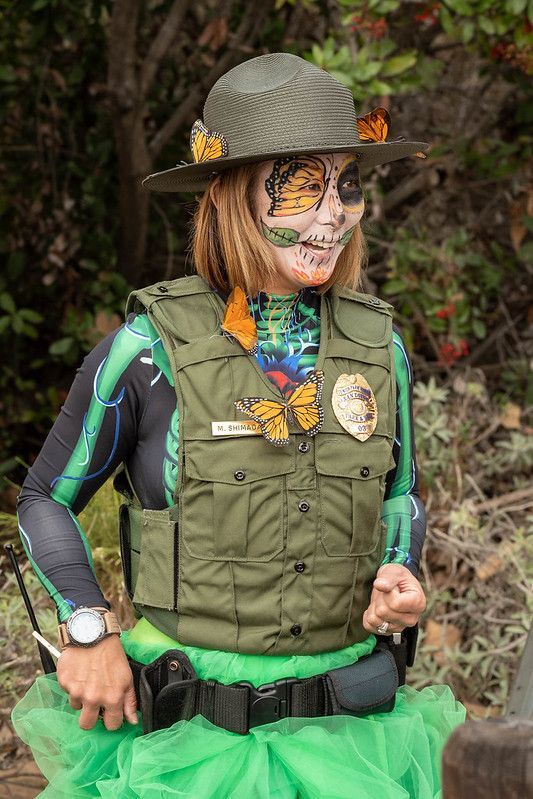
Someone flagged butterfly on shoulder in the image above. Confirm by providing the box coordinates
[190,119,229,164]
[221,286,258,355]
[234,370,324,447]
[356,106,426,159]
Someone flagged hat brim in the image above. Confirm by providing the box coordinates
[142,140,430,193]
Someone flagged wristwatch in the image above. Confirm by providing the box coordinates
[58,606,121,649]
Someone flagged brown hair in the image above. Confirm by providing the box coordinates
[190,162,368,296]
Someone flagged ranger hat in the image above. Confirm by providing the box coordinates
[142,51,430,194]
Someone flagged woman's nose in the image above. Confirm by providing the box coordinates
[317,192,345,229]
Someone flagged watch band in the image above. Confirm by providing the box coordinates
[58,608,121,649]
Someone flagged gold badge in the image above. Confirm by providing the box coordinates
[332,373,377,441]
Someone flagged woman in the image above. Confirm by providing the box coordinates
[12,53,465,798]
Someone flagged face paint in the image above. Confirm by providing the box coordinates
[252,152,365,293]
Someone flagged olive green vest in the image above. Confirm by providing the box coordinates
[118,275,396,655]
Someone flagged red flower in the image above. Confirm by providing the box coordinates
[438,338,469,366]
[414,3,440,24]
[436,303,456,319]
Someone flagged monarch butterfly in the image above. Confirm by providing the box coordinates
[234,370,324,447]
[356,107,426,159]
[221,286,258,354]
[190,119,228,163]
[356,107,391,143]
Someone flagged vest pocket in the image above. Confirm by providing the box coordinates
[315,433,394,557]
[128,506,178,610]
[181,438,294,561]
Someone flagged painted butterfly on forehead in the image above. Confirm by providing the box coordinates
[234,370,324,447]
[356,107,427,159]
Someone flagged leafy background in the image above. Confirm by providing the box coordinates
[0,0,531,794]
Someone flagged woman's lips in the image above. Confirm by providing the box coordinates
[301,241,337,259]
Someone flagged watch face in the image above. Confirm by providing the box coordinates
[67,609,106,645]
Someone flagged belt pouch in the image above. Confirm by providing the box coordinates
[139,649,199,734]
[325,648,399,717]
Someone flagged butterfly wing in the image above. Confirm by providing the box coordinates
[265,156,327,217]
[221,286,258,354]
[190,119,228,163]
[287,370,324,436]
[234,398,289,446]
[356,107,390,143]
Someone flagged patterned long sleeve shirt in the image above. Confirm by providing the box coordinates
[17,288,426,622]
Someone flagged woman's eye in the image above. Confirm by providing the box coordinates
[342,180,360,190]
[306,183,322,192]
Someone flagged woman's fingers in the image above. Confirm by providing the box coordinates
[123,683,139,725]
[102,700,126,731]
[78,700,101,730]
[68,695,82,711]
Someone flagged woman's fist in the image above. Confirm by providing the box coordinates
[363,563,426,635]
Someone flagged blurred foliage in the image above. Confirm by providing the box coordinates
[407,372,532,713]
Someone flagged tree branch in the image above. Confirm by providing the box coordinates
[107,0,140,111]
[139,0,192,99]
[148,0,272,159]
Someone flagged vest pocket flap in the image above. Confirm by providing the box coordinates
[315,434,395,479]
[185,438,295,484]
[326,650,398,713]
[325,338,391,370]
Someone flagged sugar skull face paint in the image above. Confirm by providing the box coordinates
[252,152,365,293]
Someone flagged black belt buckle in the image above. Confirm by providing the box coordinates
[239,677,299,729]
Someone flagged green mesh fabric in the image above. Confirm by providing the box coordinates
[11,618,466,799]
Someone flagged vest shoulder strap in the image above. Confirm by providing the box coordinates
[329,285,394,348]
[126,275,223,344]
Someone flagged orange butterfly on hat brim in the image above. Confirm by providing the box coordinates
[190,119,229,163]
[221,286,258,355]
[234,370,324,447]
[356,106,427,159]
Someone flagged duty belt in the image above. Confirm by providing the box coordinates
[127,629,417,736]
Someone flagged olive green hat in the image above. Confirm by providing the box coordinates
[142,52,430,194]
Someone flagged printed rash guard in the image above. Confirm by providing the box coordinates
[17,288,426,622]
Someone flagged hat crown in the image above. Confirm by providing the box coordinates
[216,52,305,94]
[203,52,362,159]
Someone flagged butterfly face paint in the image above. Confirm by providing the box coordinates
[252,152,365,293]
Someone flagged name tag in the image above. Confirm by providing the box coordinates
[211,420,262,437]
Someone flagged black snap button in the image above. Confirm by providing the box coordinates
[290,624,302,637]
[360,466,370,477]
[298,500,310,513]
[234,470,246,481]
[369,296,381,305]
[294,561,306,573]
[157,285,169,293]
[298,442,310,453]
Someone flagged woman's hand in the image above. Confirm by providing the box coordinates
[363,564,426,635]
[56,634,138,731]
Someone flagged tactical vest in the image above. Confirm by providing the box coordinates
[117,275,396,655]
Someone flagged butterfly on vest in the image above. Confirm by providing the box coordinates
[190,119,228,163]
[235,370,324,447]
[356,107,427,159]
[221,286,258,354]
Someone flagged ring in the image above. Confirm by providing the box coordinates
[376,621,390,634]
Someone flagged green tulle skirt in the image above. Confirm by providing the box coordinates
[11,618,466,799]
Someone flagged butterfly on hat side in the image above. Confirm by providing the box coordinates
[221,286,258,355]
[190,119,228,163]
[235,370,324,447]
[356,107,426,159]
